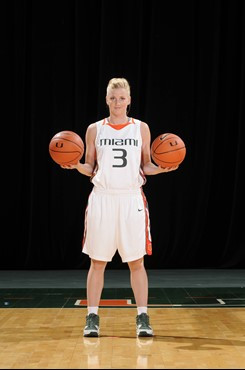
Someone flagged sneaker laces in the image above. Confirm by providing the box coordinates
[137,313,150,327]
[86,313,99,327]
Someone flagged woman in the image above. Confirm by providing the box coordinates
[61,78,178,337]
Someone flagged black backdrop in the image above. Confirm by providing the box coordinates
[3,0,245,270]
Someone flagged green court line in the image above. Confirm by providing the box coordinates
[0,288,244,309]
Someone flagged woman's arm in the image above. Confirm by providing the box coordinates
[60,123,97,177]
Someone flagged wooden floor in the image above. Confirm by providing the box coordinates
[0,308,245,369]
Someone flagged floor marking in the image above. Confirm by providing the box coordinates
[75,299,132,306]
[220,298,245,300]
[217,298,245,305]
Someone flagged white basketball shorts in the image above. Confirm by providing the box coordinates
[82,187,152,262]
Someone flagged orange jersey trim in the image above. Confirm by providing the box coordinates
[82,191,93,249]
[141,189,152,255]
[102,118,135,130]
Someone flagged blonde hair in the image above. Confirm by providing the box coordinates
[106,78,131,96]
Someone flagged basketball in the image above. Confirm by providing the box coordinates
[151,133,186,168]
[49,130,84,165]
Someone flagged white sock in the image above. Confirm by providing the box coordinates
[88,306,99,315]
[137,306,147,315]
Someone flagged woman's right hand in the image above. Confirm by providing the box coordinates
[60,162,94,177]
[60,162,79,170]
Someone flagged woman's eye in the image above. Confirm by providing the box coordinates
[109,96,126,102]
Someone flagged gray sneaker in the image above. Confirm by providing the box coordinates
[83,313,100,337]
[136,313,153,337]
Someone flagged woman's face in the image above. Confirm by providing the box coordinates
[106,88,131,115]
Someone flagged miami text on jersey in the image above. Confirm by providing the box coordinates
[99,138,139,146]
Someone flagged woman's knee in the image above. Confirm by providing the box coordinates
[90,259,107,271]
[128,258,144,272]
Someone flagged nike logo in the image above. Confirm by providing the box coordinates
[138,209,143,212]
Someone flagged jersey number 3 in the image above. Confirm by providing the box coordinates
[112,149,127,168]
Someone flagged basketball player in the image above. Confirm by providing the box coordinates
[61,78,178,337]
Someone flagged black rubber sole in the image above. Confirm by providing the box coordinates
[84,333,99,337]
[137,332,154,337]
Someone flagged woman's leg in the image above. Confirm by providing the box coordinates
[84,258,107,337]
[128,257,148,307]
[87,258,107,307]
[128,257,153,337]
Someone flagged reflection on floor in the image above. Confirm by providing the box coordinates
[0,307,245,369]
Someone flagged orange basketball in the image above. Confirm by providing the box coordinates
[151,133,186,168]
[49,130,84,165]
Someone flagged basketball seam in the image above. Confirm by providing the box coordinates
[49,150,81,153]
[54,153,82,165]
[151,152,185,165]
[153,146,186,155]
[152,158,183,165]
[153,135,184,153]
[50,137,84,150]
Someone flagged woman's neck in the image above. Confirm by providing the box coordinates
[108,114,129,125]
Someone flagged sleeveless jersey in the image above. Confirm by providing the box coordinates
[91,118,146,190]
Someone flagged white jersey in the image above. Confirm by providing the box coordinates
[82,117,152,260]
[91,117,146,190]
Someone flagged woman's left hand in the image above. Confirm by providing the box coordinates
[158,165,179,172]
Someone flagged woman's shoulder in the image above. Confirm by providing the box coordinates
[86,123,97,139]
[86,118,107,139]
[87,118,105,129]
[131,117,148,126]
[86,122,96,131]
[139,121,151,139]
[136,119,149,130]
[88,118,106,128]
